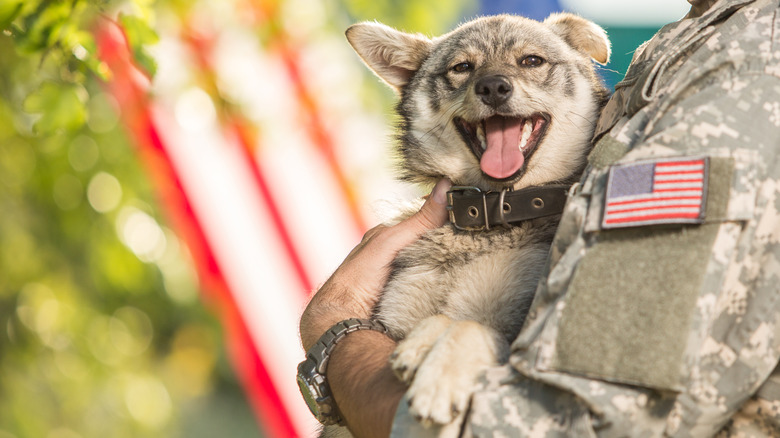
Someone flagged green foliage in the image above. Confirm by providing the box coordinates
[340,0,477,35]
[23,81,88,133]
[0,0,24,29]
[119,13,159,76]
[0,2,245,435]
[1,0,155,133]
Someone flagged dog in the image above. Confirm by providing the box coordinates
[329,12,609,435]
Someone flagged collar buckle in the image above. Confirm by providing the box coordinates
[446,186,489,231]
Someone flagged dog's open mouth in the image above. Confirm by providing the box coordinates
[454,114,550,181]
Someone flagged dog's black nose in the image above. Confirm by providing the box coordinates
[475,75,513,108]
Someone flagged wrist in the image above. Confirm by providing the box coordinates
[328,330,405,438]
[301,303,364,351]
[296,318,390,427]
[300,285,375,351]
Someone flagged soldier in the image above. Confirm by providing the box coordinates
[299,0,780,436]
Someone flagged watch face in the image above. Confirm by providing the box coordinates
[296,374,321,417]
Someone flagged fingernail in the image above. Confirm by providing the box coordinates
[431,179,452,206]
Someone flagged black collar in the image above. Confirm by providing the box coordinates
[446,185,569,231]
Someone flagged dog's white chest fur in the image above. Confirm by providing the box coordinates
[375,220,557,342]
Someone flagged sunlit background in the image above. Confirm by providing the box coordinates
[0,0,688,437]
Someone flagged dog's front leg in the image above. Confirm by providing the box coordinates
[404,320,509,426]
[390,314,452,384]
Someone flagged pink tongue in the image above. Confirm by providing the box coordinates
[481,116,525,179]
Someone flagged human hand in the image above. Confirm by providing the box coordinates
[300,178,452,351]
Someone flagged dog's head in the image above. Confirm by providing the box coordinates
[347,14,610,191]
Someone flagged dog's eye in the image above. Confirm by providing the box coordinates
[451,62,473,73]
[520,55,544,67]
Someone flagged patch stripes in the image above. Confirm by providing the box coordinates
[602,157,709,229]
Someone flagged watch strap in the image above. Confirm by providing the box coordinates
[297,318,388,425]
[307,318,388,374]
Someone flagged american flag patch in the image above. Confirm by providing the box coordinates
[601,157,709,229]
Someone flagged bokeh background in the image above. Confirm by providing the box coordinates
[0,0,688,437]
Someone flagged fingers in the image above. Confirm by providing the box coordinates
[392,178,451,245]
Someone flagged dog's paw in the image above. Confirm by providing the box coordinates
[407,364,473,426]
[404,320,508,426]
[390,315,451,384]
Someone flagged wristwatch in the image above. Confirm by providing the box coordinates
[296,318,388,425]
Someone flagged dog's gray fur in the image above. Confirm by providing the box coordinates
[328,13,609,435]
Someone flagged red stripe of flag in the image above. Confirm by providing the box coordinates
[656,160,705,168]
[654,178,703,184]
[655,169,705,175]
[607,195,704,207]
[655,188,704,192]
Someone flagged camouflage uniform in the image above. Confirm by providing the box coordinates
[391,0,780,436]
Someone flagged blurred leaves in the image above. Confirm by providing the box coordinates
[2,0,153,133]
[119,13,159,76]
[0,0,24,29]
[340,0,477,34]
[23,81,87,133]
[0,3,231,430]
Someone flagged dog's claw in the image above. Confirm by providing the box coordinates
[390,345,426,384]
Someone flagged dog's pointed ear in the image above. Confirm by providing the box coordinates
[544,13,610,65]
[346,22,432,91]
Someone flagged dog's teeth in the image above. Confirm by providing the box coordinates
[477,124,487,150]
[519,119,533,150]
